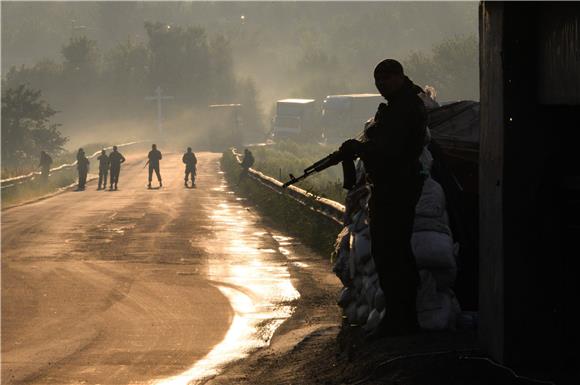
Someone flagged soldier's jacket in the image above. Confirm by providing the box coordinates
[148,149,162,167]
[361,78,427,186]
[77,155,89,170]
[182,152,197,168]
[97,154,109,170]
[109,152,126,168]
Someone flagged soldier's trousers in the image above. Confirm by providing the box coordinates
[98,168,108,188]
[78,168,88,189]
[110,166,120,187]
[369,176,424,331]
[185,166,196,182]
[148,165,161,183]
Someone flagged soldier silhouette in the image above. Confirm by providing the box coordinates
[146,144,162,189]
[76,148,89,191]
[108,145,126,190]
[97,149,109,190]
[238,148,254,184]
[182,147,197,188]
[38,151,52,183]
[339,59,427,337]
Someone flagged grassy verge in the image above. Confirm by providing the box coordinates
[248,140,347,203]
[1,142,110,209]
[221,150,342,257]
[1,168,76,209]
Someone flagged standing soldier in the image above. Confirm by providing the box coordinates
[182,147,197,188]
[38,150,52,183]
[76,148,89,191]
[97,149,109,190]
[108,145,126,191]
[146,144,163,189]
[339,59,427,337]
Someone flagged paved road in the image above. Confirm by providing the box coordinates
[1,152,298,385]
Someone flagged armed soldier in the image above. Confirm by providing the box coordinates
[182,147,197,187]
[108,145,126,190]
[97,149,109,190]
[146,144,163,189]
[339,59,427,337]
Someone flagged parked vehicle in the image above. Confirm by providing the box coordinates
[321,94,383,143]
[271,99,320,141]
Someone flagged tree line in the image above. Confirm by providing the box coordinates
[2,21,264,169]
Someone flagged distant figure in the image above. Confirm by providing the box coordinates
[238,148,255,184]
[97,149,109,190]
[108,145,126,190]
[146,144,163,189]
[182,147,197,188]
[76,148,89,191]
[38,151,52,183]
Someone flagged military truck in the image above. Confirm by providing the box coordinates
[271,99,320,142]
[321,93,383,143]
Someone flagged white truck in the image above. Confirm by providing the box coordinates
[271,98,320,141]
[321,93,383,143]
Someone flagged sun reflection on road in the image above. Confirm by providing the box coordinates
[151,189,300,385]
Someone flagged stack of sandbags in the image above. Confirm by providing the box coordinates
[333,148,461,332]
[333,198,386,330]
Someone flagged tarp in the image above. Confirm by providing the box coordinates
[428,101,480,145]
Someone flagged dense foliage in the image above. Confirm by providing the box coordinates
[1,84,68,169]
[3,22,265,141]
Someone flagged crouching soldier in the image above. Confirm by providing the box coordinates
[182,147,197,187]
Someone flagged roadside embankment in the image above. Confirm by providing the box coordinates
[220,149,342,257]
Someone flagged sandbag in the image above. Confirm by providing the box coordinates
[412,231,455,270]
[365,308,382,331]
[374,287,386,312]
[416,270,461,330]
[415,177,446,218]
[356,304,370,324]
[430,267,457,291]
[337,287,353,308]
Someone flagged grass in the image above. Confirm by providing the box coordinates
[221,149,342,258]
[1,142,110,209]
[1,168,76,209]
[248,140,347,203]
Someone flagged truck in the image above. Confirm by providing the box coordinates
[271,99,320,141]
[321,93,383,143]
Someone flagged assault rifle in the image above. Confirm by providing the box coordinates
[282,149,356,190]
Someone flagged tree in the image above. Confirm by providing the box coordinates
[404,35,478,101]
[1,85,68,167]
[145,21,211,105]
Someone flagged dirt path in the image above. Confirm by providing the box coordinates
[2,151,321,385]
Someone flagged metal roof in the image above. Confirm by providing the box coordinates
[277,99,315,104]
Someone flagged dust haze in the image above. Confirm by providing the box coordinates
[1,2,478,158]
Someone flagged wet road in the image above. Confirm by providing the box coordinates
[1,152,299,385]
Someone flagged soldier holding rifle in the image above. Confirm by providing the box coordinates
[284,59,426,337]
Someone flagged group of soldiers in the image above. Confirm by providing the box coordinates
[72,144,198,191]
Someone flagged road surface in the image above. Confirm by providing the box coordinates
[1,151,299,385]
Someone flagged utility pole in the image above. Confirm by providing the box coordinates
[145,86,174,135]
